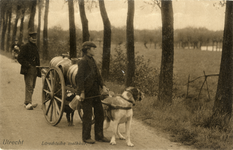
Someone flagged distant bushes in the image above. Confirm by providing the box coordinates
[103,45,159,96]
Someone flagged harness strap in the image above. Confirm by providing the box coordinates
[85,95,102,99]
[102,102,132,110]
[120,95,134,105]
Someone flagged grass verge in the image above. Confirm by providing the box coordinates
[131,96,233,150]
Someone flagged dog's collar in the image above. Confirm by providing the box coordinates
[120,95,135,106]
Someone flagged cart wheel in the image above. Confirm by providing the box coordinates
[42,67,66,126]
[77,102,95,124]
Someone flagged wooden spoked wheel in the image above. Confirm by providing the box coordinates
[42,67,66,126]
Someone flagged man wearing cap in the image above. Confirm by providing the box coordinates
[75,41,110,144]
[17,31,41,110]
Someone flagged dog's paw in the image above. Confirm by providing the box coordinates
[110,140,116,145]
[127,142,134,147]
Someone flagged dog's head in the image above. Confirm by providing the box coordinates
[125,87,144,102]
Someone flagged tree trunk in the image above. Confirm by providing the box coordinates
[43,0,49,60]
[78,0,89,42]
[37,0,41,52]
[210,1,233,128]
[125,0,135,87]
[18,9,25,46]
[6,7,12,52]
[1,11,7,51]
[28,0,37,31]
[99,0,111,80]
[0,2,6,33]
[11,5,21,49]
[68,0,77,59]
[157,0,174,105]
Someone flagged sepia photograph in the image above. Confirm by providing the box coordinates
[0,0,232,149]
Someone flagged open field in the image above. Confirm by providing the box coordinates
[94,42,221,96]
[94,42,221,79]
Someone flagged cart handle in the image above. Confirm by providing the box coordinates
[36,66,49,68]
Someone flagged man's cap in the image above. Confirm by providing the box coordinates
[28,31,37,35]
[82,41,97,49]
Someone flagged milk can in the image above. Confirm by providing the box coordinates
[67,64,79,87]
[49,56,72,79]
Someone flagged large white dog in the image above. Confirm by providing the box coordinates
[102,87,144,147]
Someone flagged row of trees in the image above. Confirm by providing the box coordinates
[46,25,223,51]
[109,26,223,50]
[174,27,223,49]
[90,26,223,50]
[0,0,223,52]
[2,22,223,51]
[0,0,49,58]
[0,0,36,51]
[0,0,232,128]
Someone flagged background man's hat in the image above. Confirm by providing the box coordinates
[82,41,97,50]
[29,32,37,35]
[28,31,37,36]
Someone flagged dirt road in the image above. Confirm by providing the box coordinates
[0,53,193,150]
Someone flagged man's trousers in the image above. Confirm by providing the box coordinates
[82,82,104,141]
[24,66,37,105]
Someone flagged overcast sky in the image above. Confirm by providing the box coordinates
[36,0,226,31]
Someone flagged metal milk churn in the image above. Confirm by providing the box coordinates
[67,58,82,88]
[49,56,72,80]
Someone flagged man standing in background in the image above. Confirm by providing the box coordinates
[17,31,41,110]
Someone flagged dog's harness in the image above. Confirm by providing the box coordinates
[122,90,136,105]
[102,99,133,110]
[102,89,137,110]
[102,89,138,121]
[109,105,132,110]
[119,95,135,106]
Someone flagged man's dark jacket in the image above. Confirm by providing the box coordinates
[17,41,41,77]
[75,55,104,95]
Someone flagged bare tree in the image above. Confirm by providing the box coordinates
[37,0,42,52]
[16,0,30,46]
[125,0,135,87]
[78,0,90,42]
[0,1,8,51]
[157,0,174,105]
[6,4,12,52]
[28,0,37,31]
[68,0,77,58]
[99,0,111,80]
[43,0,49,60]
[11,4,21,48]
[210,1,233,128]
[18,8,26,46]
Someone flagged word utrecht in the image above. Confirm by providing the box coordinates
[3,139,24,145]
